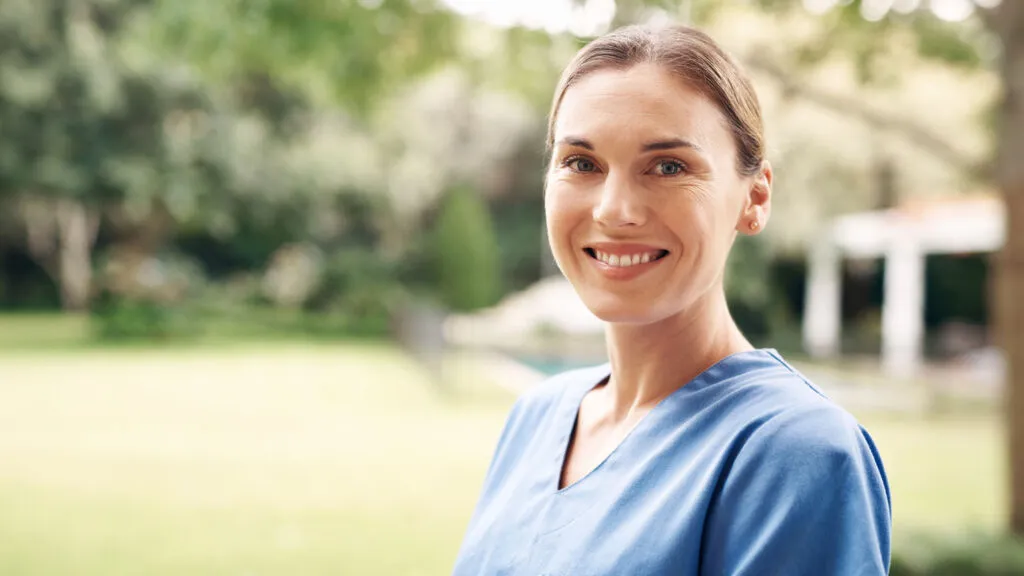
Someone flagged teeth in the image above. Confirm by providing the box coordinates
[593,250,662,268]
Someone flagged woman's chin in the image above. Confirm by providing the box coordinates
[583,297,661,325]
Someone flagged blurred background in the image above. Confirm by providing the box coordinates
[0,0,1022,574]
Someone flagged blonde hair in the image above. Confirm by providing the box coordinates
[547,24,765,177]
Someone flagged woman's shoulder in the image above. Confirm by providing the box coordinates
[702,354,892,575]
[711,349,881,459]
[718,351,886,475]
[724,349,851,413]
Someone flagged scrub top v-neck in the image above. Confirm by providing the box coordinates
[451,349,892,576]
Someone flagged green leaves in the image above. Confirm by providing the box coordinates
[146,0,461,113]
[724,0,993,80]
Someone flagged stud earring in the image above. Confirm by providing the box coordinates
[749,220,760,232]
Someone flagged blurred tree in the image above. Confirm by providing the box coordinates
[0,0,221,310]
[343,66,541,259]
[431,184,500,312]
[985,1,1024,537]
[145,0,461,114]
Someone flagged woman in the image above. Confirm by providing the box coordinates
[453,24,891,576]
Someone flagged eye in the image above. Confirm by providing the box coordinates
[564,156,599,173]
[652,159,686,177]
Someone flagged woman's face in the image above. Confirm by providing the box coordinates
[546,63,770,325]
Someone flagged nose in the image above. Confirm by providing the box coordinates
[592,172,647,228]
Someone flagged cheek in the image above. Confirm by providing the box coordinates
[658,189,716,236]
[658,189,735,272]
[544,183,585,241]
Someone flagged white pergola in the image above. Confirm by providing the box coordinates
[802,195,1005,377]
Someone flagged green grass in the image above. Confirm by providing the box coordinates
[0,344,514,575]
[0,310,391,353]
[0,312,91,350]
[0,330,1008,574]
[861,414,1006,534]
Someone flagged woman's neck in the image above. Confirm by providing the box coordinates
[600,289,751,422]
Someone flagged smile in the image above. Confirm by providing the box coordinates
[584,248,668,268]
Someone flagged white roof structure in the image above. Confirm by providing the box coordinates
[803,194,1004,377]
[829,195,1004,257]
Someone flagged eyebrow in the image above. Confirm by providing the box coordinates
[555,136,703,154]
[557,136,595,150]
[641,138,703,153]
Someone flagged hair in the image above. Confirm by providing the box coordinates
[546,24,765,177]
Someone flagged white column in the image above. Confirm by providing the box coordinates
[803,235,842,359]
[881,230,926,378]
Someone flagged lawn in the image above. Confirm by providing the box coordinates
[0,338,1007,575]
[861,414,1005,533]
[0,343,513,576]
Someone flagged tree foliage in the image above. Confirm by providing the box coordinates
[0,0,225,308]
[432,184,500,312]
[145,0,461,113]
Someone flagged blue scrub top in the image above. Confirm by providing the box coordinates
[452,349,892,575]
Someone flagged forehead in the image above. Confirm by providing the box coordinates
[554,63,732,153]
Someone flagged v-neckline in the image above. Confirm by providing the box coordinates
[554,368,674,494]
[551,349,773,495]
[555,371,610,493]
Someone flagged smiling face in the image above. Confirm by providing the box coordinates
[545,63,771,325]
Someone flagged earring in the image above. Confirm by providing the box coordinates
[749,220,760,232]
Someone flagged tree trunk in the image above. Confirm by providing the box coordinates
[992,3,1024,536]
[19,196,99,312]
[55,199,99,312]
[1004,192,1024,535]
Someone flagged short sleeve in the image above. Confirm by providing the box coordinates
[699,406,892,576]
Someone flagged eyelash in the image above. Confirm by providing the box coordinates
[560,155,598,173]
[652,159,687,176]
[559,155,687,177]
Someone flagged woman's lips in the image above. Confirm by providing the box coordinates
[583,245,669,280]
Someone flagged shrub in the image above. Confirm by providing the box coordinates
[90,251,206,342]
[431,185,500,313]
[90,296,201,342]
[304,248,401,337]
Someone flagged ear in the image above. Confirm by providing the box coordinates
[738,161,772,236]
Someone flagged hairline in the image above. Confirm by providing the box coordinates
[545,27,764,179]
